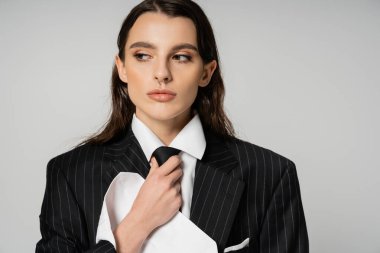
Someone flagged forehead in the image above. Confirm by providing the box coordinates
[126,12,197,47]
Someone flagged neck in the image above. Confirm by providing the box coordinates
[136,110,193,146]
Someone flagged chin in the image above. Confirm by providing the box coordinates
[139,106,190,123]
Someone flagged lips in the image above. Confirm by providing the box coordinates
[147,89,176,102]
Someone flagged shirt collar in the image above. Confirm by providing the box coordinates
[131,113,206,161]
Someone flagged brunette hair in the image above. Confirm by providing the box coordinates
[82,0,235,145]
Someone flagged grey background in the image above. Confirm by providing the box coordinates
[1,0,379,252]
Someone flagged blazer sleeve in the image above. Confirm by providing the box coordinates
[36,157,116,253]
[259,162,309,253]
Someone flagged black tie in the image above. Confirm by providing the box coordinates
[152,146,181,166]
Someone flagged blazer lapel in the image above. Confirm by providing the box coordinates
[190,130,245,249]
[106,126,150,178]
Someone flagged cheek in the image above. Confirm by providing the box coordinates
[180,68,202,90]
[124,65,148,102]
[178,83,199,108]
[125,84,139,108]
[125,65,145,84]
[173,67,203,103]
[123,74,146,106]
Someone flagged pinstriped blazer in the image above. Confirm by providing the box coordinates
[36,125,309,253]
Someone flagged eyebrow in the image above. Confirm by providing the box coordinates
[129,41,198,52]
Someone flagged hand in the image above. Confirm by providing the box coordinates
[129,155,183,232]
[114,155,183,253]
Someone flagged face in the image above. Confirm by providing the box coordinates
[116,12,216,128]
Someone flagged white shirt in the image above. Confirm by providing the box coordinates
[131,113,206,218]
[96,113,217,252]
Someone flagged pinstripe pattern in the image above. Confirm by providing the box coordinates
[36,126,308,252]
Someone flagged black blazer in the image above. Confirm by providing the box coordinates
[36,126,308,252]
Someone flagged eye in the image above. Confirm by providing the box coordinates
[133,53,151,61]
[173,54,192,63]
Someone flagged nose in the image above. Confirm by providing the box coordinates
[154,59,172,84]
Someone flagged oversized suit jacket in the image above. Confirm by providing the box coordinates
[36,126,309,252]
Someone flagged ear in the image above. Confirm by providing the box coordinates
[115,55,128,83]
[199,60,217,87]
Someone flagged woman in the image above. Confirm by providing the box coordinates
[36,0,308,252]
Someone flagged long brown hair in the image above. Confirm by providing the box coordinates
[82,0,235,145]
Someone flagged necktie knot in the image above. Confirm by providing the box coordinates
[152,146,181,166]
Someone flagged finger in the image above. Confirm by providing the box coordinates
[168,167,183,184]
[174,182,181,194]
[159,155,182,175]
